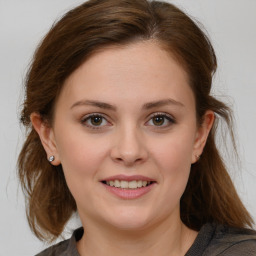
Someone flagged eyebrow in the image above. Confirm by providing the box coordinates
[71,100,117,111]
[142,99,184,109]
[70,98,184,110]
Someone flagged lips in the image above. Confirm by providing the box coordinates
[103,174,155,182]
[103,180,153,189]
[100,175,156,199]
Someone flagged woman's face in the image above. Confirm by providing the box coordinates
[44,41,212,231]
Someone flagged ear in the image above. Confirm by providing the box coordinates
[30,113,61,166]
[191,110,215,163]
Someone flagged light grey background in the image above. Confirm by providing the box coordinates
[1,1,256,255]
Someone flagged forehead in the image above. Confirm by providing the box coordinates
[58,41,195,110]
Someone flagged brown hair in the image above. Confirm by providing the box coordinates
[18,0,253,242]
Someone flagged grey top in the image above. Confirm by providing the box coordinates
[36,223,256,256]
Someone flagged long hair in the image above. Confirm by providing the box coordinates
[18,0,253,241]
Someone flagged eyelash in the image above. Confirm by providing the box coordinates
[80,112,175,129]
[146,112,176,128]
[81,113,110,130]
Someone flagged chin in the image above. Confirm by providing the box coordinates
[102,207,155,231]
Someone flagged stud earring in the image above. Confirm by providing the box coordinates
[48,155,55,162]
[195,154,200,161]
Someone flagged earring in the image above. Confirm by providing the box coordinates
[48,155,55,162]
[195,154,200,161]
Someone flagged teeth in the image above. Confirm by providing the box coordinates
[142,181,147,187]
[128,180,137,189]
[114,180,120,187]
[120,180,128,189]
[105,180,152,189]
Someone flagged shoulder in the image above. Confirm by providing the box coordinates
[35,227,83,256]
[35,239,70,256]
[204,223,256,256]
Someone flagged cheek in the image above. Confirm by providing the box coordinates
[55,131,109,183]
[149,129,196,198]
[55,133,111,209]
[154,143,192,193]
[151,130,195,173]
[150,139,193,216]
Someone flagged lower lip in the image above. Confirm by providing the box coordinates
[102,183,156,199]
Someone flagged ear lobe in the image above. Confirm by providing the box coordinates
[30,113,61,165]
[192,110,215,163]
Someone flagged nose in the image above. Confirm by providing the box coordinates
[110,125,148,167]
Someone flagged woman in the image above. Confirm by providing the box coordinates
[18,0,256,255]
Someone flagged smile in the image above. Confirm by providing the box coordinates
[102,180,154,189]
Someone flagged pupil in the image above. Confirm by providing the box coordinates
[91,116,102,125]
[153,116,164,126]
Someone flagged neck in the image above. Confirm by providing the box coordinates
[77,215,197,256]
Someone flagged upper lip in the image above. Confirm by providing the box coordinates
[101,174,155,182]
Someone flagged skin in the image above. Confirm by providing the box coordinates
[32,41,214,256]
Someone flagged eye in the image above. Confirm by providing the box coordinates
[146,113,175,127]
[81,114,110,129]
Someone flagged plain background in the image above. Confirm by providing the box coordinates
[1,0,256,255]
